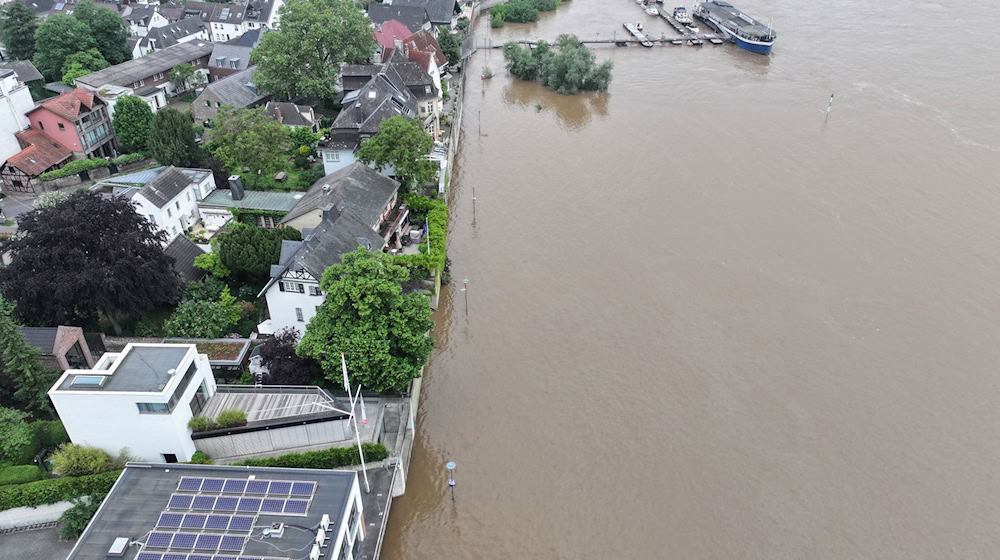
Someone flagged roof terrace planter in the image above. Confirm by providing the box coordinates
[162,337,251,364]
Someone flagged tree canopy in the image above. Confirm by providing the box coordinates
[32,15,97,81]
[250,0,375,102]
[217,223,302,283]
[111,95,153,154]
[0,295,56,417]
[163,286,241,338]
[168,63,198,92]
[0,1,38,61]
[503,34,613,94]
[298,249,434,392]
[258,328,323,385]
[71,0,130,65]
[357,116,436,189]
[0,193,180,334]
[149,108,201,167]
[437,30,461,67]
[61,48,108,86]
[206,106,292,185]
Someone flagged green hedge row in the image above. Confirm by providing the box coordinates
[394,195,447,275]
[111,152,147,166]
[0,465,45,486]
[0,470,120,511]
[234,443,389,470]
[39,158,109,181]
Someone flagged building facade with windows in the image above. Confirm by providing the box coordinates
[24,88,117,159]
[48,343,217,463]
[0,68,34,163]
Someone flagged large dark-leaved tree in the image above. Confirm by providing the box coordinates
[71,0,130,65]
[0,1,38,61]
[0,193,180,334]
[206,106,292,186]
[298,248,434,392]
[217,223,302,283]
[32,14,96,81]
[258,328,322,385]
[111,95,154,153]
[149,108,200,167]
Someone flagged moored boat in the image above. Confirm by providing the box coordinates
[694,0,775,54]
[673,6,693,23]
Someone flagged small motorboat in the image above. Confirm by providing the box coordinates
[673,6,693,24]
[645,5,659,15]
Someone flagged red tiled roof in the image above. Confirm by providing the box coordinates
[407,50,433,73]
[373,20,413,50]
[403,29,446,68]
[7,129,73,176]
[30,88,97,121]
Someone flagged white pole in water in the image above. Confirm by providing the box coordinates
[826,93,834,114]
[446,461,456,500]
[472,186,477,221]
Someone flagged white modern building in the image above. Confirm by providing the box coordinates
[48,343,217,463]
[0,68,34,163]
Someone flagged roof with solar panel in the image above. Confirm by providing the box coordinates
[66,463,356,560]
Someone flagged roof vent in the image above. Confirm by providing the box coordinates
[167,368,177,375]
[321,184,331,193]
[320,513,330,531]
[309,544,320,560]
[107,537,130,558]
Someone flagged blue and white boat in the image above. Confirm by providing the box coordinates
[693,1,775,54]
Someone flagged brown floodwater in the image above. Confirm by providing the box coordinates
[382,0,1000,558]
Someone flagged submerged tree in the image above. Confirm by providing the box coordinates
[503,34,613,94]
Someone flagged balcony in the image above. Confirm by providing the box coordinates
[378,202,409,241]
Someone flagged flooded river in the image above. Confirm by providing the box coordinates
[382,0,1000,558]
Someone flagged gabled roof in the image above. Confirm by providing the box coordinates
[6,129,72,177]
[271,208,384,282]
[391,0,458,25]
[124,5,157,24]
[209,43,254,71]
[164,235,207,284]
[31,88,97,121]
[403,29,447,67]
[199,66,265,107]
[367,3,429,33]
[0,60,43,83]
[140,16,205,50]
[332,70,418,135]
[382,49,436,93]
[136,166,204,208]
[228,29,263,48]
[244,0,276,23]
[77,41,213,88]
[279,162,399,228]
[266,101,315,127]
[19,327,59,355]
[182,1,248,23]
[373,20,413,50]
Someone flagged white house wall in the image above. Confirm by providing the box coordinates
[0,75,33,162]
[134,182,205,241]
[320,148,357,176]
[263,275,325,336]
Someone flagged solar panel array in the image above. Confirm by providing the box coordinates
[138,475,319,560]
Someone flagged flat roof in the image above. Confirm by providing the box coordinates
[56,345,191,393]
[199,189,301,212]
[77,42,213,87]
[67,463,356,560]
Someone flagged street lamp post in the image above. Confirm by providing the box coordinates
[446,461,456,501]
[461,279,469,315]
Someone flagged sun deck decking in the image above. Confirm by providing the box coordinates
[203,386,335,422]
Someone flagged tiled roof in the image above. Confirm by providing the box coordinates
[140,17,205,50]
[164,235,207,284]
[209,43,253,71]
[6,129,72,176]
[183,1,248,23]
[137,166,208,207]
[332,71,418,135]
[279,162,399,228]
[200,66,264,107]
[282,208,385,279]
[367,3,429,33]
[0,60,43,82]
[32,88,97,121]
[266,101,314,127]
[404,29,447,67]
[373,20,413,50]
[391,0,457,25]
[77,41,213,88]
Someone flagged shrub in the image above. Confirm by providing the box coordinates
[0,465,45,486]
[110,152,146,166]
[58,493,104,539]
[188,451,213,464]
[33,420,69,448]
[51,444,116,477]
[215,409,247,428]
[188,415,216,432]
[0,470,120,510]
[0,408,42,465]
[235,443,389,469]
[38,158,109,181]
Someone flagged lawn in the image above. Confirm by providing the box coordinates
[238,163,324,192]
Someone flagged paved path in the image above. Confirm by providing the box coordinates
[0,500,75,530]
[0,526,76,560]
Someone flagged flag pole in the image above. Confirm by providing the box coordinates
[341,353,370,493]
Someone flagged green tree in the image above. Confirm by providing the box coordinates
[436,30,461,67]
[298,249,434,392]
[60,48,108,86]
[250,0,375,102]
[111,95,153,153]
[502,34,612,94]
[193,250,231,279]
[59,493,105,540]
[149,108,200,167]
[72,0,130,65]
[32,15,96,81]
[288,126,324,154]
[357,116,436,189]
[168,63,195,92]
[0,1,38,61]
[0,296,57,417]
[163,287,241,338]
[0,408,41,463]
[51,444,116,476]
[206,106,292,186]
[217,223,302,283]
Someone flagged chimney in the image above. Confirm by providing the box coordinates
[228,175,245,200]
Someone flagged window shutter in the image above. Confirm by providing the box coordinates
[278,282,285,292]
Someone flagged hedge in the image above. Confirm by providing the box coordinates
[234,443,389,469]
[0,465,45,486]
[394,195,447,275]
[39,158,109,181]
[34,420,69,449]
[0,470,120,511]
[111,152,147,166]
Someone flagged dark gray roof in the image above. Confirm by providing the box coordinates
[199,66,265,107]
[384,47,436,92]
[275,208,385,279]
[266,101,314,127]
[332,71,418,135]
[57,345,190,393]
[164,235,206,285]
[77,41,212,87]
[199,189,300,211]
[66,464,356,560]
[137,166,198,207]
[182,1,248,23]
[228,28,263,48]
[209,43,253,72]
[140,17,205,50]
[0,60,43,83]
[124,5,157,24]
[391,0,458,25]
[280,162,399,228]
[367,3,429,32]
[157,1,187,21]
[244,0,275,22]
[19,327,58,354]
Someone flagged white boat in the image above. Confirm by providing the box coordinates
[645,6,659,15]
[673,6,694,23]
[686,24,700,32]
